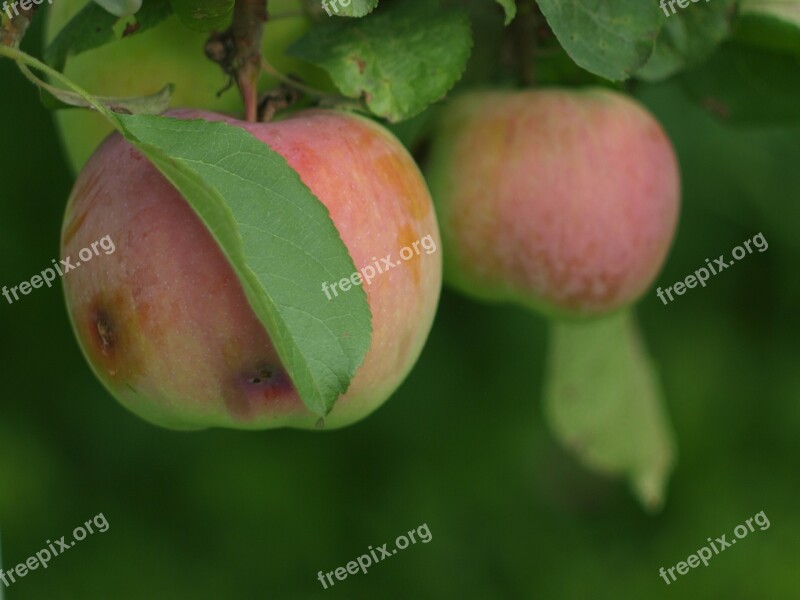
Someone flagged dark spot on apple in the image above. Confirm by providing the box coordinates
[95,311,116,356]
[249,364,274,384]
[80,291,145,384]
[224,362,300,420]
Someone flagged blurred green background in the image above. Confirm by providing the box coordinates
[2,17,799,600]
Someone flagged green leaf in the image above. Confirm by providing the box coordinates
[536,0,662,81]
[1,45,371,418]
[543,311,676,511]
[494,0,516,25]
[288,0,472,122]
[44,0,173,71]
[680,42,800,124]
[636,0,737,82]
[320,0,379,18]
[168,0,234,31]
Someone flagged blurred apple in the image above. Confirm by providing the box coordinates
[425,88,680,318]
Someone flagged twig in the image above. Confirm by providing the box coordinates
[205,0,268,122]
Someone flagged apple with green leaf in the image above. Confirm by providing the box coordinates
[61,109,441,430]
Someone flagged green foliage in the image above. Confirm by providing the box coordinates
[535,0,661,81]
[678,0,800,123]
[44,0,173,71]
[680,43,800,124]
[168,0,233,31]
[288,0,472,122]
[544,311,675,511]
[636,0,737,82]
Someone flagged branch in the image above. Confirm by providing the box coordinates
[205,0,268,122]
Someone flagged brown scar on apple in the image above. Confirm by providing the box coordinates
[81,291,144,383]
[224,362,299,420]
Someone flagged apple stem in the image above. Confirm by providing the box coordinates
[205,0,268,123]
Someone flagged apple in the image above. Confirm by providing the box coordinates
[425,88,680,318]
[44,0,330,172]
[61,109,442,430]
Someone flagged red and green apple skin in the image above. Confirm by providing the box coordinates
[425,88,681,318]
[61,110,442,430]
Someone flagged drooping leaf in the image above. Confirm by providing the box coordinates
[636,0,737,81]
[288,0,472,122]
[536,0,662,81]
[44,0,173,71]
[168,0,234,31]
[543,310,676,511]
